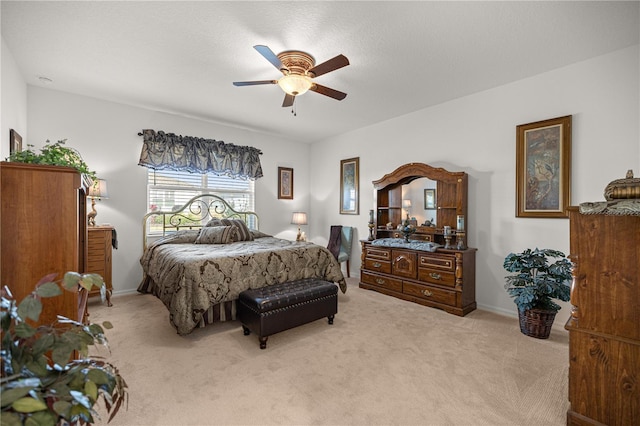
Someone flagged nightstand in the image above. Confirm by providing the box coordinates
[87,225,114,306]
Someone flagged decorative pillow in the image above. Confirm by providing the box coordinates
[204,218,224,228]
[250,229,271,239]
[205,218,254,241]
[228,219,254,241]
[194,226,238,244]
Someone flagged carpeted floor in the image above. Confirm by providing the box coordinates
[90,278,569,425]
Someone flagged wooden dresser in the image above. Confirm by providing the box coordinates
[360,163,476,316]
[87,226,114,305]
[0,162,89,325]
[565,207,639,425]
[360,241,476,316]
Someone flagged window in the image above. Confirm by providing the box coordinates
[147,169,255,234]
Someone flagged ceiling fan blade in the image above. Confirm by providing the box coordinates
[310,84,347,101]
[308,54,349,78]
[254,45,285,71]
[233,80,277,86]
[282,93,295,108]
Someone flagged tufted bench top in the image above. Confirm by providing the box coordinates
[238,278,338,313]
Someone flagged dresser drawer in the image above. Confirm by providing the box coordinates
[411,233,432,242]
[365,246,391,261]
[418,268,456,288]
[361,271,402,292]
[403,281,457,306]
[392,249,417,279]
[87,238,107,251]
[418,253,455,272]
[86,258,106,272]
[364,258,391,274]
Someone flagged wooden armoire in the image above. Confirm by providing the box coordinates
[0,162,89,325]
[566,206,639,425]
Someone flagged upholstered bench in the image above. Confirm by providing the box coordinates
[237,278,338,349]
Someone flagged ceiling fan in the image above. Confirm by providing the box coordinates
[233,45,350,108]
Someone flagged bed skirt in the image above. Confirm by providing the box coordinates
[138,275,238,329]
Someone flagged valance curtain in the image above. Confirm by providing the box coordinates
[138,129,263,180]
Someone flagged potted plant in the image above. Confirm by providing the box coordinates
[503,248,572,339]
[5,139,97,183]
[1,272,127,425]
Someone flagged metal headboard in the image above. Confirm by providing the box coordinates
[142,193,259,250]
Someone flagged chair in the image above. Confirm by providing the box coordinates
[338,226,353,278]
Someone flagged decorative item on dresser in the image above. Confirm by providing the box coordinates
[360,163,476,316]
[87,225,115,306]
[87,178,109,226]
[565,171,639,425]
[0,162,90,326]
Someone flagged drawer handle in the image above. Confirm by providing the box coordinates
[373,262,382,268]
[375,278,386,285]
[429,272,442,280]
[421,289,433,297]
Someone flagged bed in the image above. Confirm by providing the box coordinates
[137,194,346,335]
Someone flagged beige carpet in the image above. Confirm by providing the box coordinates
[89,278,569,426]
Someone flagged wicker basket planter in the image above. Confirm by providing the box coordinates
[518,308,557,339]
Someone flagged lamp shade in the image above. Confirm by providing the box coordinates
[88,179,109,199]
[402,199,412,209]
[278,74,313,96]
[291,212,308,225]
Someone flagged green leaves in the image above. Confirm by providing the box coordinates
[1,273,128,425]
[5,139,97,183]
[63,271,104,292]
[16,296,42,323]
[503,248,573,312]
[11,397,47,413]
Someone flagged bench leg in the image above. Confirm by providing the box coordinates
[242,325,251,335]
[328,315,334,325]
[259,336,268,350]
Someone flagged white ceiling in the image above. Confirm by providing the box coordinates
[2,1,639,143]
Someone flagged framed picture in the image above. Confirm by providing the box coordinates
[277,167,294,200]
[340,157,359,215]
[9,129,22,154]
[424,188,436,209]
[516,115,572,218]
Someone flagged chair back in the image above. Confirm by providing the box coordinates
[339,226,353,258]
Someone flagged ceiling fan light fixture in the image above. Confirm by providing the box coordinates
[278,74,312,96]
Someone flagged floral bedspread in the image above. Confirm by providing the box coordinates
[138,233,346,335]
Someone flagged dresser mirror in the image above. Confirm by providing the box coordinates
[400,177,437,226]
[373,163,468,246]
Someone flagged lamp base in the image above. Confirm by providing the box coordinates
[88,198,97,226]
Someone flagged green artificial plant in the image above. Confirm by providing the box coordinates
[1,272,127,425]
[5,139,97,183]
[503,248,572,312]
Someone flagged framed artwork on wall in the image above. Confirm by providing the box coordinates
[340,157,359,215]
[516,115,572,218]
[9,129,22,154]
[424,188,436,209]
[278,167,294,200]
